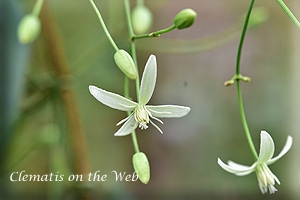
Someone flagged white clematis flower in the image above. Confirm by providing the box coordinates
[89,54,190,136]
[218,130,293,194]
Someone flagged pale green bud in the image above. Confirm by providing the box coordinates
[132,152,150,184]
[173,8,197,30]
[18,14,41,44]
[224,79,235,87]
[114,50,137,80]
[241,76,251,82]
[132,5,153,34]
[248,7,269,28]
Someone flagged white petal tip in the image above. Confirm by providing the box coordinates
[89,85,96,92]
[285,135,293,150]
[149,54,156,60]
[260,130,270,137]
[217,158,222,164]
[89,85,102,97]
[186,107,191,112]
[286,135,293,148]
[180,106,191,117]
[114,132,130,137]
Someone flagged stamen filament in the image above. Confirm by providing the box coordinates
[116,112,133,126]
[150,120,163,134]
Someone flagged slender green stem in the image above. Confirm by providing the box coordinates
[32,0,44,16]
[124,0,140,153]
[237,81,258,160]
[236,0,255,75]
[235,0,258,161]
[276,0,300,30]
[132,25,176,40]
[125,0,135,37]
[131,130,140,153]
[124,76,140,153]
[130,43,140,98]
[124,0,140,99]
[89,0,119,51]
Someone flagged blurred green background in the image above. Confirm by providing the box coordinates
[1,0,300,199]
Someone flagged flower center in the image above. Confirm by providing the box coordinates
[255,163,279,194]
[135,105,150,129]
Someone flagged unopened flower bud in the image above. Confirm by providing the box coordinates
[114,50,137,80]
[241,76,251,82]
[173,8,197,30]
[18,14,41,44]
[224,79,235,87]
[132,152,150,184]
[132,5,153,34]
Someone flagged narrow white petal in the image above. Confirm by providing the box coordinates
[235,170,256,176]
[147,105,190,118]
[139,55,157,105]
[234,161,256,176]
[228,160,256,176]
[259,130,275,164]
[89,85,137,111]
[217,158,254,175]
[228,160,253,170]
[114,114,138,136]
[267,135,293,165]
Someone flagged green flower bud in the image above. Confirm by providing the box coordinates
[18,14,41,44]
[132,152,150,184]
[224,79,235,87]
[132,5,153,34]
[241,76,251,82]
[248,7,269,28]
[114,50,137,80]
[173,8,197,30]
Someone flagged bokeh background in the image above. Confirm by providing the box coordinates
[1,0,300,199]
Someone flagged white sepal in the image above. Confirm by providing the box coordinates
[139,55,157,105]
[147,105,190,118]
[89,85,137,111]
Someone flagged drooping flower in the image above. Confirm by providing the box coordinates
[218,130,292,194]
[89,54,190,136]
